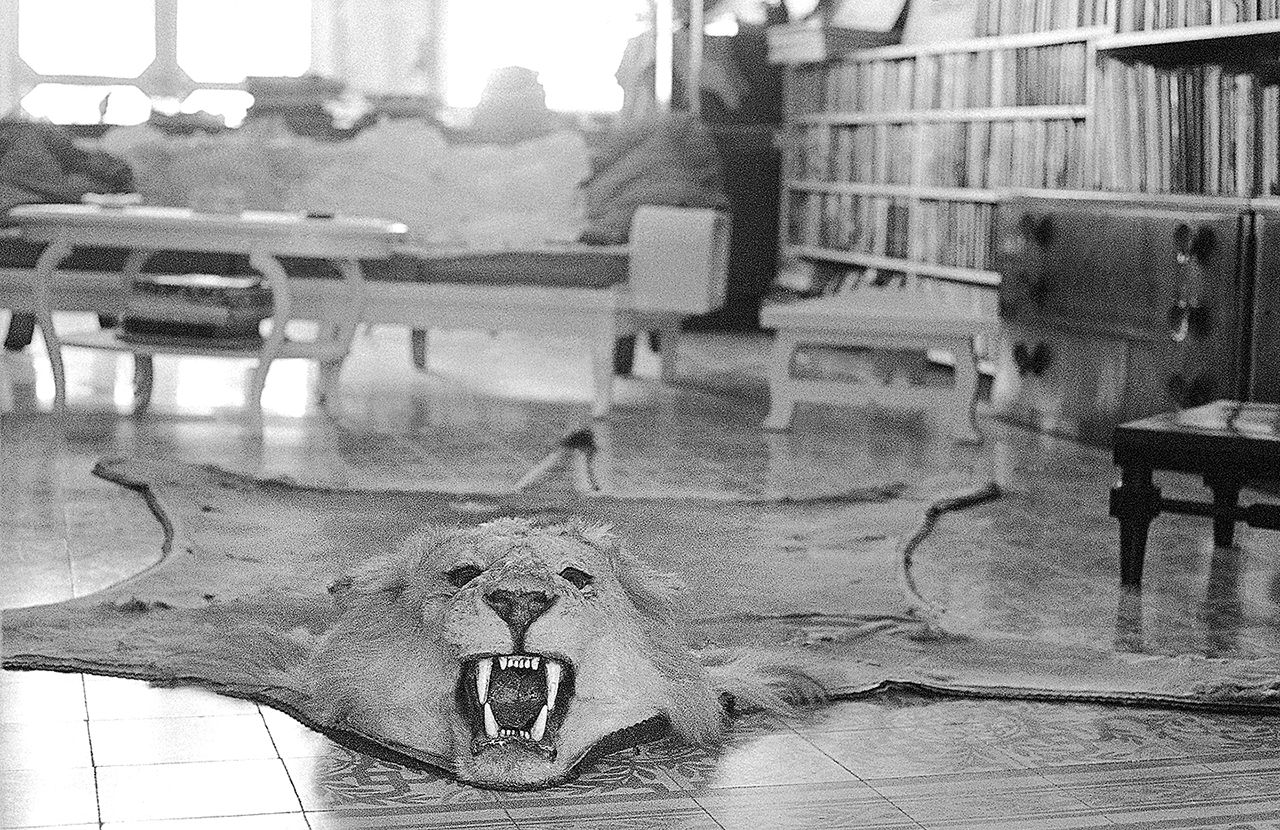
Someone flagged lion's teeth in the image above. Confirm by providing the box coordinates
[483,703,499,738]
[545,660,562,709]
[531,705,548,741]
[476,657,492,703]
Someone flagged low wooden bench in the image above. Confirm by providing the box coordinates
[760,284,998,441]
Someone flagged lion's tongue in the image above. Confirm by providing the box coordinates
[487,670,545,728]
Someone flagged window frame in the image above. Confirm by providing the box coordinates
[2,0,311,124]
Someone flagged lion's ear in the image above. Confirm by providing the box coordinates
[330,535,431,611]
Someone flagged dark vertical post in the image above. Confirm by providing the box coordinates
[1206,474,1242,547]
[1110,465,1161,589]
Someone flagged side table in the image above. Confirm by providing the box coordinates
[1110,400,1280,589]
[8,205,407,416]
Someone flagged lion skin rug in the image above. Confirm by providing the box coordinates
[7,457,1280,788]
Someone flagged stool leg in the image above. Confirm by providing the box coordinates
[1206,475,1242,548]
[659,325,680,384]
[410,329,429,371]
[764,333,798,430]
[132,354,154,415]
[1110,465,1161,590]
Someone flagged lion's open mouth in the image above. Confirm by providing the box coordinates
[458,655,576,759]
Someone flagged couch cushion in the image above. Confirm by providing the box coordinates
[366,246,629,289]
[0,237,630,290]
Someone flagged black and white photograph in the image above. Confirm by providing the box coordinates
[4,0,1280,827]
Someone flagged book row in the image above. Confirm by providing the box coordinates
[974,0,1110,35]
[1094,61,1270,195]
[790,118,1088,190]
[1116,0,1279,31]
[815,43,1088,112]
[787,193,996,271]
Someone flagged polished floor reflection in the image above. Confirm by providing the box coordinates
[3,317,1280,829]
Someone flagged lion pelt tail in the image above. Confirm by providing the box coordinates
[700,649,835,717]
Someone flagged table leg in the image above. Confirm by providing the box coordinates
[591,318,616,419]
[248,248,294,417]
[32,233,72,414]
[950,335,983,444]
[1205,474,1242,548]
[1110,465,1161,589]
[763,333,798,430]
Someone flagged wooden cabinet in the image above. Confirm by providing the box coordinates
[1251,201,1280,403]
[994,193,1250,442]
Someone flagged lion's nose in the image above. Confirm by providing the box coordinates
[484,589,558,643]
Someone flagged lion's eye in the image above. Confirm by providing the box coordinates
[560,567,593,590]
[446,565,483,588]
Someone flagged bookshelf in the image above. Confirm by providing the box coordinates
[778,6,1280,300]
[1092,18,1280,197]
[780,26,1106,299]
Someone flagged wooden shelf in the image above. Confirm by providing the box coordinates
[788,180,1001,202]
[1096,19,1280,67]
[840,25,1112,62]
[789,246,1001,286]
[801,105,1090,125]
[1005,187,1255,210]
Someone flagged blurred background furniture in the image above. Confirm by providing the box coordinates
[762,281,994,440]
[7,203,406,416]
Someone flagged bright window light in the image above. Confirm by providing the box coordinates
[444,0,648,112]
[181,90,255,128]
[177,0,311,83]
[21,84,152,125]
[18,0,155,77]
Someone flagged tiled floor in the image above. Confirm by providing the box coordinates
[4,317,1280,829]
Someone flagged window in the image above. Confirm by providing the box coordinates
[443,0,647,112]
[12,0,311,127]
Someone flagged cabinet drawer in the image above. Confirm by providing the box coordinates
[996,197,1244,342]
[992,323,1127,443]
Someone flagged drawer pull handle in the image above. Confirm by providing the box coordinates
[1174,223,1216,264]
[1013,341,1052,376]
[1169,300,1190,342]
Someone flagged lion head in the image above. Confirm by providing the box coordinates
[307,517,725,788]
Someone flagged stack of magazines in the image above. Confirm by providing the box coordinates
[120,274,274,349]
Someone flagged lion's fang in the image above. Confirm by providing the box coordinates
[499,656,510,670]
[475,657,492,703]
[483,702,499,738]
[546,660,562,709]
[531,705,548,741]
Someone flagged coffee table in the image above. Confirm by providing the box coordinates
[1110,400,1280,589]
[8,204,407,416]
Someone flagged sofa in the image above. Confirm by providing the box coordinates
[0,117,731,416]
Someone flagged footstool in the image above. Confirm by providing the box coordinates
[1110,400,1280,589]
[760,289,996,441]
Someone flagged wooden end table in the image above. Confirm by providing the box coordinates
[9,204,406,416]
[1110,400,1280,589]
